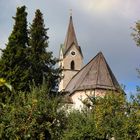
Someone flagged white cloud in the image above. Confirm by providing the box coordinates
[80,0,118,13]
[70,0,140,19]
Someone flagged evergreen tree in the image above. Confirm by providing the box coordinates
[29,9,59,92]
[0,6,29,92]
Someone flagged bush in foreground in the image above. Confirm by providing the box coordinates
[0,85,66,139]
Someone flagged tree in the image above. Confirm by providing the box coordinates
[63,91,139,140]
[62,92,129,140]
[127,94,140,139]
[0,85,66,139]
[130,20,140,139]
[0,6,29,92]
[61,110,97,140]
[132,20,140,47]
[92,92,128,139]
[28,9,60,92]
[132,20,140,83]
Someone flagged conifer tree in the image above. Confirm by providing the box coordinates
[0,6,29,91]
[29,9,59,92]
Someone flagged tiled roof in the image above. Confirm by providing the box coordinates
[65,52,121,94]
[62,16,83,57]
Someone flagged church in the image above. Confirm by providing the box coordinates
[59,15,121,109]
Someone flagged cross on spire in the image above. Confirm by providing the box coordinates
[69,9,72,17]
[62,12,83,58]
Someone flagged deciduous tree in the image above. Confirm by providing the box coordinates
[0,85,66,139]
[132,21,140,47]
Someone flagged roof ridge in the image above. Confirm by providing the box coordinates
[65,52,121,94]
[74,57,95,90]
[96,52,102,87]
[65,52,102,92]
[65,52,101,90]
[105,59,120,89]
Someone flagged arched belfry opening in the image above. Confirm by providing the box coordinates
[71,60,75,70]
[58,15,83,92]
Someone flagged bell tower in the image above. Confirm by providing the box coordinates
[59,15,83,91]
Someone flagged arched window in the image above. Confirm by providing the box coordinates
[71,60,75,70]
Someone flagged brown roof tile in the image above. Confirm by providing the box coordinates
[65,52,121,94]
[63,16,83,57]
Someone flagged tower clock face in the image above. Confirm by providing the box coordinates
[71,51,76,56]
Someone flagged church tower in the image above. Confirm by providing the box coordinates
[59,15,83,91]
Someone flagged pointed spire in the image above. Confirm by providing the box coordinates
[63,14,79,55]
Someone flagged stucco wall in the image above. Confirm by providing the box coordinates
[59,70,78,91]
[59,44,83,91]
[70,89,112,110]
[63,44,83,70]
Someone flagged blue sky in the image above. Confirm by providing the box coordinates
[0,0,140,97]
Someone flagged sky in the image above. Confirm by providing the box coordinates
[0,0,140,97]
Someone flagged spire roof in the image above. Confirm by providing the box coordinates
[65,52,121,94]
[62,15,83,57]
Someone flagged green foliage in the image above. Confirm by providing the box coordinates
[28,9,60,92]
[0,78,12,91]
[131,20,140,138]
[0,6,140,140]
[128,94,140,139]
[1,87,140,139]
[62,92,140,140]
[0,7,60,93]
[132,20,140,47]
[91,93,129,139]
[0,6,29,92]
[61,110,97,140]
[0,85,66,139]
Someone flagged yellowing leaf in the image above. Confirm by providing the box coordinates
[0,78,6,86]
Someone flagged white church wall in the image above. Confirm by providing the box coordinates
[63,44,83,70]
[59,44,83,91]
[70,89,107,110]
